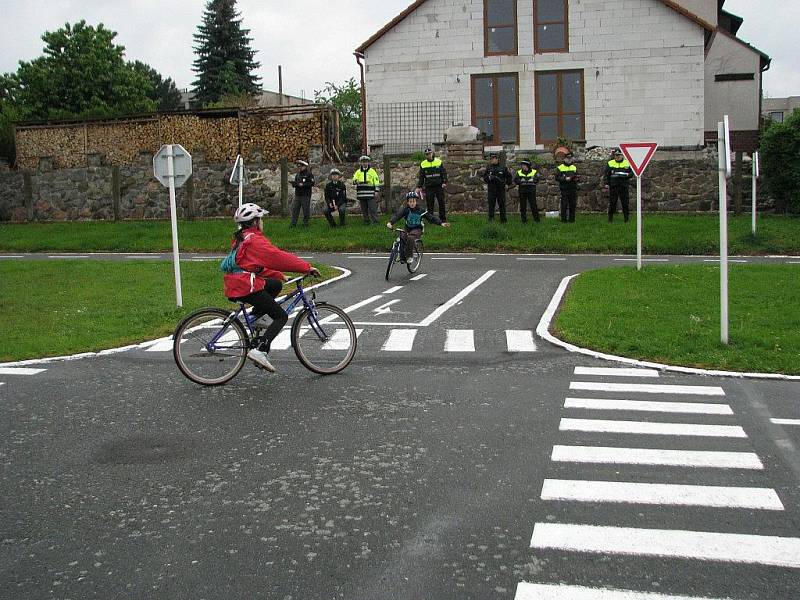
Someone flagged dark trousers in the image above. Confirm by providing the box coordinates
[399,228,422,258]
[488,188,507,223]
[231,278,286,352]
[359,196,379,224]
[425,186,447,222]
[291,194,311,226]
[560,189,577,222]
[324,203,346,227]
[608,186,630,222]
[519,191,540,223]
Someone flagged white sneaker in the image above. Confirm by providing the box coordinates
[247,349,276,373]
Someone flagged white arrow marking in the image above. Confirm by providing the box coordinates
[373,299,401,315]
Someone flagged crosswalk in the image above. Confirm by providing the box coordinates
[516,365,800,598]
[0,366,47,388]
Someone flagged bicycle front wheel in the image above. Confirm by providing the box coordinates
[407,239,423,273]
[173,307,249,386]
[292,302,357,375]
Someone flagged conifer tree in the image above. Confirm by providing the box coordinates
[191,0,261,106]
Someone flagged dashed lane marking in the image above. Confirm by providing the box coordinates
[574,367,659,378]
[551,445,764,469]
[559,418,747,438]
[410,274,428,281]
[570,382,725,396]
[383,286,404,294]
[564,397,734,415]
[771,418,800,426]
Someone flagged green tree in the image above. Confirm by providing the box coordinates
[761,108,800,213]
[192,0,261,106]
[130,61,183,111]
[12,21,156,121]
[0,74,23,162]
[314,78,362,155]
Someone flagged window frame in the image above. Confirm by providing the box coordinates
[534,0,570,54]
[471,72,521,145]
[768,111,784,123]
[534,69,585,145]
[484,0,519,57]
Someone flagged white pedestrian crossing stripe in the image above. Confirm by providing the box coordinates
[444,330,475,352]
[506,330,538,352]
[574,367,659,378]
[559,418,747,438]
[530,523,800,568]
[551,445,764,469]
[322,329,363,350]
[382,329,418,352]
[564,397,734,415]
[145,338,174,352]
[515,582,734,600]
[0,367,47,375]
[570,382,725,396]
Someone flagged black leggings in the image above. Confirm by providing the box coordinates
[231,278,286,352]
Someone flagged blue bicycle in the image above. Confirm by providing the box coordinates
[173,274,357,385]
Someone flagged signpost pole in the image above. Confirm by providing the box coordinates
[752,151,759,236]
[636,175,643,272]
[167,145,183,308]
[238,158,244,208]
[718,122,729,345]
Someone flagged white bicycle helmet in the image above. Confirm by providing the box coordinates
[234,203,268,223]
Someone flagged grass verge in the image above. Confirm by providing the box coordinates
[553,264,800,375]
[1,214,798,255]
[0,260,339,362]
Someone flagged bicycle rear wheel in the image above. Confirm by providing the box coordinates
[173,307,249,386]
[292,302,357,375]
[385,242,398,281]
[407,239,423,273]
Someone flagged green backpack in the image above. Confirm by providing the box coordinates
[220,239,245,274]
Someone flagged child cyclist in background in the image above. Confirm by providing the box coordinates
[386,191,450,261]
[223,203,319,373]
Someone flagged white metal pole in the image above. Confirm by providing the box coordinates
[718,123,728,345]
[751,151,758,236]
[636,175,643,271]
[167,145,183,308]
[238,159,244,208]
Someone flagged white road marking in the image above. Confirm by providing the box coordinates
[771,418,800,426]
[381,329,418,352]
[505,330,538,352]
[704,259,748,263]
[322,328,363,350]
[48,255,89,259]
[540,479,784,510]
[614,258,669,262]
[570,382,725,396]
[515,582,733,600]
[126,255,162,259]
[564,397,733,415]
[347,256,386,259]
[574,367,659,378]
[271,328,294,351]
[410,274,428,281]
[444,330,475,352]
[551,445,764,469]
[430,257,476,260]
[383,286,404,294]
[0,367,47,375]
[559,418,747,438]
[419,270,496,326]
[145,339,174,352]
[530,523,800,568]
[517,257,567,261]
[0,255,24,259]
[373,299,401,315]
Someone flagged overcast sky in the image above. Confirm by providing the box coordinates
[0,0,797,99]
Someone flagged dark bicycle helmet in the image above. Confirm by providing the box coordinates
[405,191,420,200]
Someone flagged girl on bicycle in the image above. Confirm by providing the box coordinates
[225,203,319,372]
[386,191,450,262]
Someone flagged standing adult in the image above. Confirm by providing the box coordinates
[555,152,579,223]
[290,160,315,227]
[604,148,634,222]
[417,146,448,224]
[513,159,541,223]
[352,155,381,225]
[482,153,512,223]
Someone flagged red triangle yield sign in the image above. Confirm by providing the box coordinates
[619,142,659,177]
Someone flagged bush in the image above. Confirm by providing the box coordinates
[761,108,800,213]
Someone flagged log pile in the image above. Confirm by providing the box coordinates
[16,125,85,170]
[241,113,322,162]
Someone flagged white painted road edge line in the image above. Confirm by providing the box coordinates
[536,274,800,381]
[570,382,725,396]
[564,397,734,415]
[0,367,48,375]
[515,582,734,600]
[551,445,764,470]
[540,479,784,510]
[0,267,353,367]
[530,523,800,568]
[559,418,747,438]
[574,366,659,378]
[771,418,800,426]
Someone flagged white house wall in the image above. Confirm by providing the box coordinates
[363,0,706,149]
[704,33,762,132]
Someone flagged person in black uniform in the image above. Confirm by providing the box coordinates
[604,148,634,222]
[323,168,348,227]
[482,153,512,223]
[290,160,315,227]
[513,159,542,223]
[417,147,448,224]
[555,152,579,223]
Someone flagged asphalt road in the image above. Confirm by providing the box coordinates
[1,253,799,600]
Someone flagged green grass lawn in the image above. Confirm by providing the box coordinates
[1,214,798,255]
[0,260,339,362]
[554,264,800,374]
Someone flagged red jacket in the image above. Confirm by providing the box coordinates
[223,228,312,298]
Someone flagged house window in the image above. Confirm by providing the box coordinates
[484,0,518,55]
[472,73,519,144]
[535,70,584,143]
[769,111,784,123]
[534,0,569,53]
